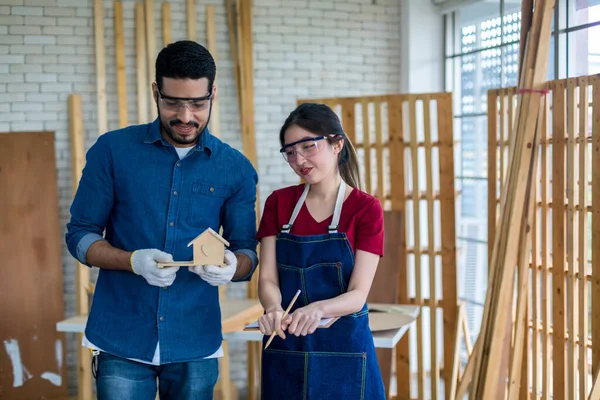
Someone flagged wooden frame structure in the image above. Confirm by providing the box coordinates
[297,93,458,400]
[487,73,600,399]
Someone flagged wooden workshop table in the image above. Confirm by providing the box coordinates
[57,301,419,398]
[225,303,420,349]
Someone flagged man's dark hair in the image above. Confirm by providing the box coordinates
[155,40,216,92]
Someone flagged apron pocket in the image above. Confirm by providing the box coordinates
[261,349,306,399]
[307,351,367,400]
[277,262,345,305]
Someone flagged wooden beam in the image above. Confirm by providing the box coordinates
[162,2,172,45]
[470,0,555,398]
[68,94,92,400]
[187,0,196,41]
[114,1,128,128]
[590,367,600,400]
[438,92,458,399]
[145,0,157,120]
[136,3,148,124]
[592,74,600,388]
[553,79,567,400]
[206,4,220,138]
[389,96,411,400]
[94,0,107,136]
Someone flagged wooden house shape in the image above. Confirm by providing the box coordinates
[157,227,230,268]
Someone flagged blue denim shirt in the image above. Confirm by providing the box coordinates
[65,118,258,363]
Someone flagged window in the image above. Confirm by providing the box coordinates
[444,0,600,341]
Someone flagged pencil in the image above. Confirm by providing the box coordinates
[264,289,301,350]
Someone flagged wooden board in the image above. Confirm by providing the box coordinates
[0,132,67,399]
[57,299,264,335]
[367,211,403,398]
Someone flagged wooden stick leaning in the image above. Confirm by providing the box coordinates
[264,289,301,350]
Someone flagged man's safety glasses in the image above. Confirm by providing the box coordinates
[280,136,326,163]
[158,90,213,112]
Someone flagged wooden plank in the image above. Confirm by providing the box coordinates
[68,95,92,400]
[438,93,458,399]
[114,1,128,128]
[145,0,157,120]
[456,341,477,400]
[0,132,68,400]
[408,97,425,399]
[488,90,498,262]
[341,99,357,149]
[187,0,196,41]
[590,367,600,400]
[553,80,568,400]
[206,5,220,138]
[162,2,172,45]
[471,0,555,396]
[135,3,148,124]
[578,76,589,400]
[362,101,372,195]
[375,101,384,201]
[566,78,579,400]
[508,102,540,400]
[592,74,600,392]
[389,97,411,400]
[532,100,540,399]
[499,90,506,189]
[541,91,552,400]
[423,97,439,397]
[94,0,107,136]
[449,303,466,400]
[225,0,241,113]
[368,212,404,398]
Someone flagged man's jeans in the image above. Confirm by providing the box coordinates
[95,352,218,400]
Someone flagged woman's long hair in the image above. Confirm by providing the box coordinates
[279,103,362,189]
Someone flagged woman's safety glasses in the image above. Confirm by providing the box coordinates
[158,90,213,112]
[280,136,326,163]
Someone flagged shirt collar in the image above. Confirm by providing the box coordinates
[144,117,214,156]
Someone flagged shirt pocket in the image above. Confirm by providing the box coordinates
[187,181,230,228]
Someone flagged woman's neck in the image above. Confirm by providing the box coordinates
[307,174,343,201]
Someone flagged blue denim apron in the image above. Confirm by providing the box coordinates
[261,183,386,400]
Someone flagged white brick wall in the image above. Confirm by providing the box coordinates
[0,0,401,397]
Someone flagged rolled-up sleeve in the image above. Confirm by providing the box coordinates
[221,158,259,282]
[65,135,115,266]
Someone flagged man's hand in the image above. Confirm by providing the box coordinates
[190,249,237,286]
[130,249,179,287]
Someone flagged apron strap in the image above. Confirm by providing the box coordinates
[281,180,347,234]
[281,184,311,233]
[328,180,346,233]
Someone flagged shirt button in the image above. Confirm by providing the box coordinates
[173,191,178,196]
[176,162,181,167]
[159,317,164,321]
[209,187,215,192]
[162,286,168,290]
[169,222,174,227]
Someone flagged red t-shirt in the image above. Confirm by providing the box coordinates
[256,184,384,256]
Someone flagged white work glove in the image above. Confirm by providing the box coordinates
[130,249,179,287]
[190,249,237,286]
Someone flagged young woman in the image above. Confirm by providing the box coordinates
[256,103,386,399]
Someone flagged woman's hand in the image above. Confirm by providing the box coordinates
[258,308,290,339]
[287,303,324,336]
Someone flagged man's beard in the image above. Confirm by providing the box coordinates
[156,103,212,146]
[160,118,206,146]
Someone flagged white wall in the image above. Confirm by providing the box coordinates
[400,0,444,93]
[0,0,402,396]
